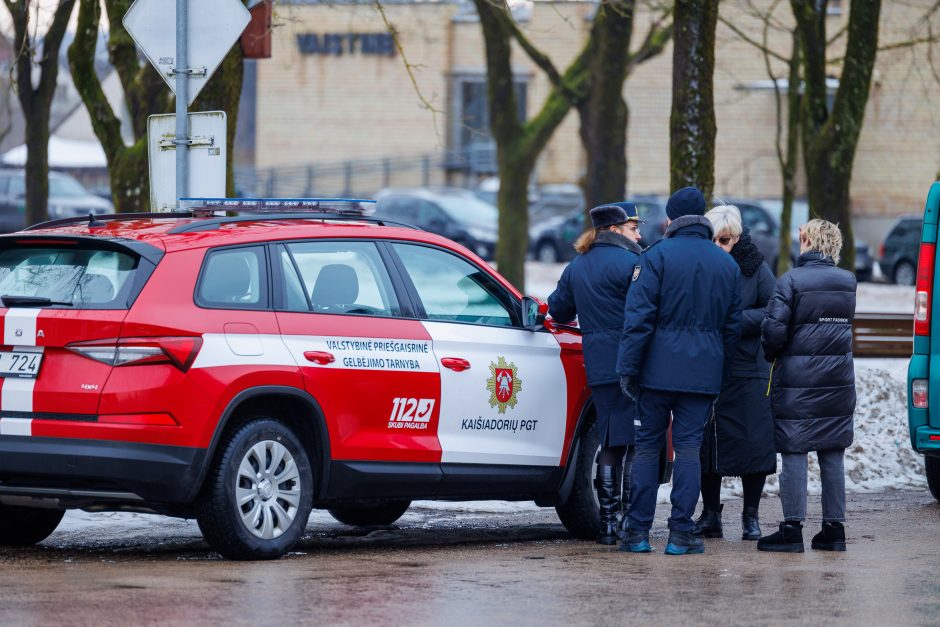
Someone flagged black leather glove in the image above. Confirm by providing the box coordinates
[619,375,638,402]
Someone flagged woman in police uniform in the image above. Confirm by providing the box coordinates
[548,202,642,545]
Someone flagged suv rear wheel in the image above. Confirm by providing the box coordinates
[536,240,560,264]
[0,505,65,546]
[927,456,940,502]
[328,501,411,526]
[894,260,916,286]
[196,418,314,560]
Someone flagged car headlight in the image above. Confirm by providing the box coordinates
[467,227,497,243]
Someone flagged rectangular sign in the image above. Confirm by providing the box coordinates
[148,111,227,212]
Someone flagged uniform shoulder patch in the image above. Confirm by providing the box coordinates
[632,265,641,281]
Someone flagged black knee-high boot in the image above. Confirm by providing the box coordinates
[595,465,619,545]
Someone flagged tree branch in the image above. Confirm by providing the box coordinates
[36,0,77,105]
[718,14,790,63]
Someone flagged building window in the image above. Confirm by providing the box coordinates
[449,75,527,174]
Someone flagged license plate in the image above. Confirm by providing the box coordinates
[0,351,43,378]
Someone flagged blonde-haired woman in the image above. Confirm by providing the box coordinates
[759,219,857,553]
[694,205,776,541]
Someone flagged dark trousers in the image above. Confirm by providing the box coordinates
[627,389,713,534]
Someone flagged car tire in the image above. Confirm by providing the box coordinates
[894,260,916,286]
[196,418,314,560]
[554,412,602,540]
[927,456,940,502]
[536,240,560,264]
[0,505,65,546]
[327,501,411,526]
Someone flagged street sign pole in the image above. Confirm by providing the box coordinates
[175,0,188,206]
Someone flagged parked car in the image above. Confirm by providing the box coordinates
[375,187,498,260]
[0,168,113,233]
[907,184,940,501]
[879,215,922,285]
[529,196,668,263]
[0,198,677,559]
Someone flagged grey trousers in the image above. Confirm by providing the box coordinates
[779,449,846,523]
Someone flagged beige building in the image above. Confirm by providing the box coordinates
[248,0,940,219]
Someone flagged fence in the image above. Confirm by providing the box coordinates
[853,312,913,357]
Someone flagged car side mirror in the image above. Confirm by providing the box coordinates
[521,296,548,331]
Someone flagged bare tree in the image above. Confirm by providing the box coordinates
[3,0,76,224]
[670,0,719,199]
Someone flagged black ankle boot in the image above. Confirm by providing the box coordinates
[757,521,804,552]
[741,507,761,541]
[692,504,723,538]
[595,465,620,545]
[811,521,846,551]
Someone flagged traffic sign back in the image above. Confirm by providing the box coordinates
[123,0,250,106]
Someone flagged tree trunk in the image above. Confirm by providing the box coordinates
[23,107,50,226]
[193,44,245,197]
[578,2,634,213]
[792,0,881,271]
[776,29,801,275]
[496,150,535,290]
[670,0,719,200]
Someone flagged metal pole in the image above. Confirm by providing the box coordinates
[175,0,188,207]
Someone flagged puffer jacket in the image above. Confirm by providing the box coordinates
[548,230,642,386]
[761,251,857,453]
[616,215,742,395]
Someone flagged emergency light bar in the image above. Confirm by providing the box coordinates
[178,197,376,217]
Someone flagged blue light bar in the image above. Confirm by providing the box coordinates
[178,197,376,215]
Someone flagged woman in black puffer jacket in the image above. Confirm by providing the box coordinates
[694,207,777,542]
[758,219,857,554]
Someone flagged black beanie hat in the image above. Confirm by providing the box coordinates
[665,187,706,220]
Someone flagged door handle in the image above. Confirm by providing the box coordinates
[441,357,470,372]
[304,351,335,365]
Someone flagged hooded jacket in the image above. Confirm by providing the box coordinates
[549,229,642,387]
[616,215,742,395]
[761,251,857,453]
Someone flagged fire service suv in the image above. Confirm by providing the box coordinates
[0,199,670,559]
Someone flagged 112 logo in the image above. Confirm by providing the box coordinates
[388,398,435,429]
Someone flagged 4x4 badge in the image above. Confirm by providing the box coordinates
[486,356,522,414]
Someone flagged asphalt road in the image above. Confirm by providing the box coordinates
[0,490,937,626]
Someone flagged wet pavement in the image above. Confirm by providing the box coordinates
[0,490,938,626]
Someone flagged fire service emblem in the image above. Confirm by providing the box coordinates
[486,356,522,414]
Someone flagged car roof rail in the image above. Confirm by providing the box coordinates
[24,198,422,234]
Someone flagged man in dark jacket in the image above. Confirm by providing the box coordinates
[757,219,856,553]
[549,202,643,544]
[616,186,742,555]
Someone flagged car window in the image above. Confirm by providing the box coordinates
[393,243,515,327]
[0,246,138,308]
[49,175,88,197]
[418,201,446,225]
[0,176,9,195]
[9,177,24,198]
[377,197,418,223]
[636,202,662,221]
[197,246,267,309]
[738,205,774,235]
[282,240,399,317]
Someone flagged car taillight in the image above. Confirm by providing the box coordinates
[912,379,929,409]
[915,242,935,337]
[878,242,885,259]
[67,337,203,372]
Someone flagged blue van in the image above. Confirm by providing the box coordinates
[908,183,940,500]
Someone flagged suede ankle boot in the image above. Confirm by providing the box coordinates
[757,521,804,553]
[692,504,723,538]
[594,465,620,545]
[741,507,761,541]
[811,521,846,551]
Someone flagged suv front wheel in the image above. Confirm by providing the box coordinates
[0,505,65,546]
[197,418,314,560]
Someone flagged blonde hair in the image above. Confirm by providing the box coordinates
[705,205,743,239]
[574,229,598,254]
[801,219,843,264]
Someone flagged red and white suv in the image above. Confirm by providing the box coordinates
[0,199,663,559]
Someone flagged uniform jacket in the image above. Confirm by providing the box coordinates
[616,215,742,395]
[761,251,857,453]
[548,230,642,387]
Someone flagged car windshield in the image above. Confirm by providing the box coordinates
[435,195,498,229]
[49,176,89,198]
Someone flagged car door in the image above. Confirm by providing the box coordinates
[273,239,442,464]
[388,241,569,468]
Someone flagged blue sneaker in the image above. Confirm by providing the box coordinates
[620,532,653,553]
[664,530,705,555]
